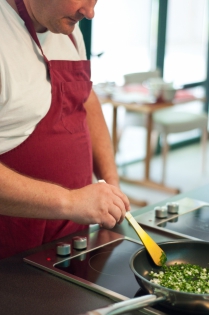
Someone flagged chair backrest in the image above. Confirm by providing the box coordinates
[124,69,161,85]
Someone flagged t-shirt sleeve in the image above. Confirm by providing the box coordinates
[72,24,87,60]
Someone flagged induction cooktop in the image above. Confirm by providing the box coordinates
[24,235,172,315]
[24,197,209,315]
[136,197,209,241]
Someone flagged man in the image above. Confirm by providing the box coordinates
[0,0,130,259]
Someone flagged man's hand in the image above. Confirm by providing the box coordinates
[0,163,130,228]
[67,182,130,229]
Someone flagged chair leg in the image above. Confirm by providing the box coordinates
[161,133,169,184]
[150,130,159,155]
[201,127,208,174]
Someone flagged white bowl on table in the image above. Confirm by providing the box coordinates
[144,78,176,102]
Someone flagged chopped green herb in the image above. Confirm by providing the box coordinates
[160,251,167,266]
[149,263,209,294]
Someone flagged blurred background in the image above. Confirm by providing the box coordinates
[79,0,209,208]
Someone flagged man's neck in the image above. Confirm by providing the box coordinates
[6,0,47,32]
[6,0,18,13]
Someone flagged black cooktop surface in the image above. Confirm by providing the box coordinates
[157,206,209,241]
[55,239,143,299]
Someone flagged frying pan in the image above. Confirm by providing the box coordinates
[82,240,209,315]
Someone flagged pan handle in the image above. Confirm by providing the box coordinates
[80,294,166,315]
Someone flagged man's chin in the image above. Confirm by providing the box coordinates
[49,22,76,35]
[64,25,75,35]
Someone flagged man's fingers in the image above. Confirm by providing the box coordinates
[93,181,130,228]
[98,180,130,212]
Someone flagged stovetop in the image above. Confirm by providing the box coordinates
[136,197,209,241]
[55,239,142,299]
[24,237,170,315]
[24,197,209,315]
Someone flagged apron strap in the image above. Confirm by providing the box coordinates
[14,0,49,64]
[14,0,79,63]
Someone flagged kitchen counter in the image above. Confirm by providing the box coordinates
[1,183,209,315]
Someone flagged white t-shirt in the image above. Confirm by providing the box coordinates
[0,0,87,154]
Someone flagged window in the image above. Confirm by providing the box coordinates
[164,0,208,86]
[91,0,153,85]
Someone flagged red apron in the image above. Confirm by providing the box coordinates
[0,0,93,259]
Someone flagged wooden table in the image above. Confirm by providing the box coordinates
[97,87,203,206]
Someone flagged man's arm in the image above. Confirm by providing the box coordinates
[84,89,119,187]
[0,161,129,228]
[0,90,130,228]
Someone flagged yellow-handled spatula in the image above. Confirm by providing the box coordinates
[98,180,167,266]
[125,211,166,266]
